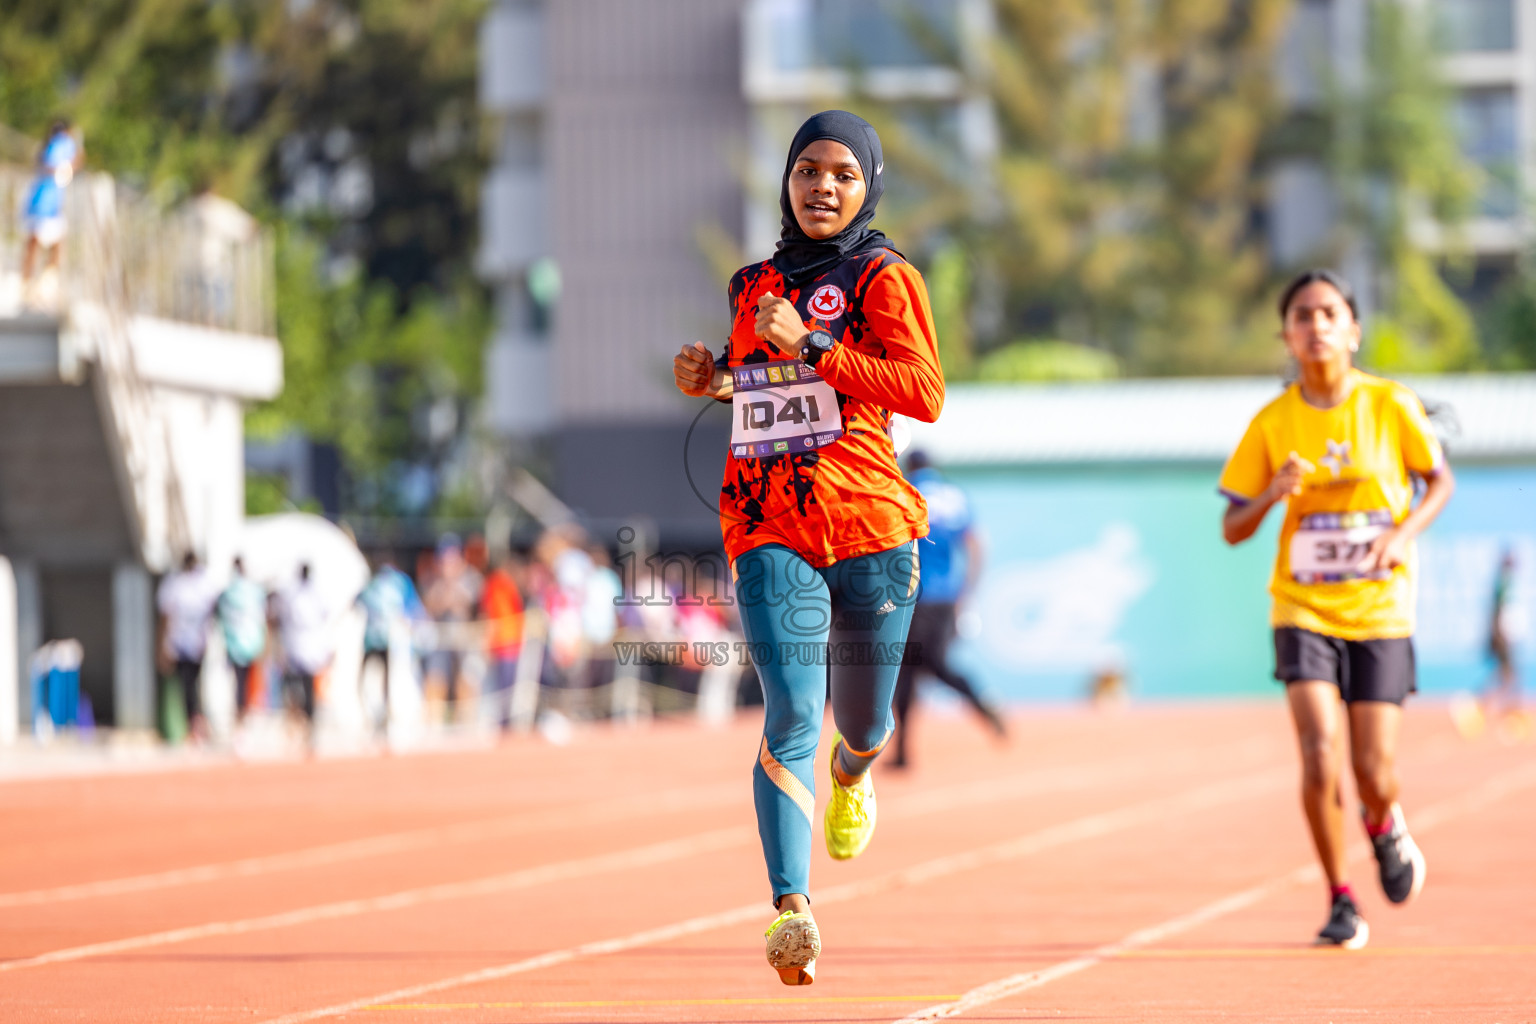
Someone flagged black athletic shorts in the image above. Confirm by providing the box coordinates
[1273,627,1416,705]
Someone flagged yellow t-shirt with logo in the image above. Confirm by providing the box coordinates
[1218,372,1444,640]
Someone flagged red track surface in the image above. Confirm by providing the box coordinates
[3,702,1534,1023]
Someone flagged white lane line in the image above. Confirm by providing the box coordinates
[0,782,741,910]
[0,826,754,974]
[0,744,1270,972]
[0,736,1273,911]
[251,766,1297,1024]
[889,759,1536,1023]
[888,736,1281,819]
[0,741,1267,979]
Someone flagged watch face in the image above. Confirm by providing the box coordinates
[808,330,835,351]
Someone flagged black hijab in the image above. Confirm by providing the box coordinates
[771,110,898,288]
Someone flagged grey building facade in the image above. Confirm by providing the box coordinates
[478,0,1533,540]
[478,0,990,541]
[1271,0,1534,305]
[480,0,750,542]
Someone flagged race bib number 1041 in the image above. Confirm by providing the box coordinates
[730,360,844,460]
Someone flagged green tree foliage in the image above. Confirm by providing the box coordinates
[876,0,1291,377]
[1484,252,1536,370]
[1,0,484,289]
[1134,0,1292,373]
[254,0,487,296]
[0,0,268,199]
[872,0,1487,378]
[248,226,487,515]
[976,339,1118,382]
[1319,0,1480,372]
[0,0,490,516]
[924,242,975,378]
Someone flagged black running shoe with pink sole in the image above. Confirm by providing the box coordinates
[1368,804,1426,905]
[1316,892,1369,949]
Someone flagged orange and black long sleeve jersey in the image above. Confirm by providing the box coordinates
[717,248,945,567]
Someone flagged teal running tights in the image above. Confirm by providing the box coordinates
[734,540,919,904]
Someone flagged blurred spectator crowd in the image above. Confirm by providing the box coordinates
[113,523,753,752]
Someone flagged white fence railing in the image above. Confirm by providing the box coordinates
[2,162,273,336]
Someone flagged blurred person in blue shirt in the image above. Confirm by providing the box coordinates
[891,450,1006,768]
[358,551,423,735]
[218,557,268,720]
[21,119,83,298]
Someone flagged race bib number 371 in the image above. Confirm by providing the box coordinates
[730,360,844,460]
[1288,510,1394,583]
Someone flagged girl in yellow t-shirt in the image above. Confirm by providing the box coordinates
[1219,269,1455,950]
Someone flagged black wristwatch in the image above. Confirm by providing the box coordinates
[801,329,836,367]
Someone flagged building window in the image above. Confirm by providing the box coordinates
[814,0,960,68]
[1454,87,1520,218]
[755,0,961,74]
[1436,0,1516,52]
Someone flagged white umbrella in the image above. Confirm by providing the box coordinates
[230,513,375,749]
[236,513,369,612]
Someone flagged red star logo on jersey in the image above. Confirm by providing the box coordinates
[807,284,846,320]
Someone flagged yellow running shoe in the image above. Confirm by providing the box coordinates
[764,909,820,985]
[824,734,877,860]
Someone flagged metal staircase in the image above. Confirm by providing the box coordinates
[0,161,279,570]
[64,174,192,571]
[1,157,279,732]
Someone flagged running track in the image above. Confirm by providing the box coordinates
[3,703,1534,1022]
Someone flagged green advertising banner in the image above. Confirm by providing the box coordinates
[946,465,1536,703]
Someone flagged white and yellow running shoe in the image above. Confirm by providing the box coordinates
[824,734,877,860]
[764,909,820,985]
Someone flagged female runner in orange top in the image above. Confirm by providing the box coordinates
[673,110,943,985]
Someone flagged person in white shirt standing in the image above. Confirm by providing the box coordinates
[157,553,220,742]
[278,563,334,748]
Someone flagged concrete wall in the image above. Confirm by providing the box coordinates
[0,380,138,566]
[39,567,116,723]
[0,558,15,743]
[547,0,749,425]
[0,308,278,736]
[158,388,247,573]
